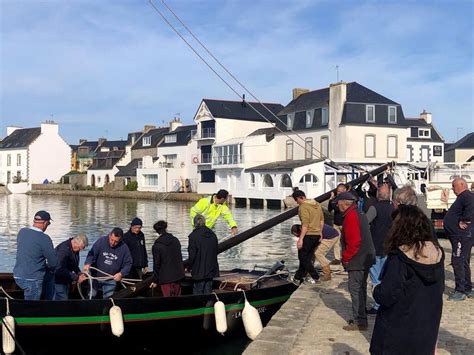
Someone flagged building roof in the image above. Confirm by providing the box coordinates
[445,132,474,151]
[0,128,41,149]
[245,158,324,172]
[133,127,169,149]
[202,99,284,122]
[158,125,197,147]
[99,140,127,151]
[115,158,141,177]
[88,150,124,170]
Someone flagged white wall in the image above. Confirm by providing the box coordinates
[455,148,474,162]
[272,129,330,161]
[0,149,28,184]
[214,118,274,144]
[87,167,118,188]
[406,140,444,165]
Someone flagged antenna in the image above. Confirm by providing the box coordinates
[336,65,339,82]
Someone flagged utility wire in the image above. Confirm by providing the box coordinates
[148,0,324,159]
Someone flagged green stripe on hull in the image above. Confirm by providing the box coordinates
[15,295,290,326]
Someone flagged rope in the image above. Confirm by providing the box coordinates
[0,286,14,300]
[2,298,27,355]
[219,271,290,291]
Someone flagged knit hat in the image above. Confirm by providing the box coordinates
[131,217,143,226]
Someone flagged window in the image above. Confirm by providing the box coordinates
[388,106,397,124]
[321,107,329,125]
[287,113,295,130]
[433,146,442,156]
[165,134,177,143]
[280,174,292,188]
[366,105,375,123]
[420,147,429,162]
[263,174,274,187]
[249,173,256,188]
[387,135,398,158]
[286,140,293,160]
[16,154,21,166]
[7,154,11,167]
[418,129,431,138]
[213,144,242,165]
[365,135,376,157]
[143,136,152,146]
[306,110,314,128]
[407,145,413,162]
[299,173,318,187]
[305,138,313,159]
[144,174,158,186]
[321,136,329,158]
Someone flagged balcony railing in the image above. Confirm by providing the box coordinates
[213,154,244,165]
[200,153,212,164]
[191,128,216,140]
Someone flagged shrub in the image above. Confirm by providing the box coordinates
[124,181,138,191]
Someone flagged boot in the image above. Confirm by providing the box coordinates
[320,265,331,281]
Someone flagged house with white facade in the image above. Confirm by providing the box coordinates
[86,139,128,188]
[0,121,71,192]
[445,132,474,162]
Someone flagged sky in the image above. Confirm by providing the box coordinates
[0,0,473,144]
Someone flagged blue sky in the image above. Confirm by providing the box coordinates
[1,0,472,144]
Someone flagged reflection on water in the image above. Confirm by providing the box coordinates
[0,195,301,272]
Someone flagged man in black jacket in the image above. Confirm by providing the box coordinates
[186,214,219,295]
[123,217,148,280]
[54,234,88,300]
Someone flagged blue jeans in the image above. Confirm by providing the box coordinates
[14,277,43,300]
[54,283,70,300]
[369,256,387,310]
[92,280,117,299]
[42,271,56,300]
[193,279,213,295]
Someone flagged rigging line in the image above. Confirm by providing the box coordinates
[158,0,324,158]
[148,0,323,159]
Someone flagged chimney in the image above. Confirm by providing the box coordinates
[41,121,58,135]
[170,117,183,132]
[292,88,310,100]
[143,125,156,133]
[420,109,432,124]
[98,137,106,146]
[6,126,21,136]
[79,139,87,145]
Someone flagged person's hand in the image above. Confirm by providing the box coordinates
[296,238,303,250]
[150,282,157,289]
[83,264,90,273]
[231,227,238,236]
[330,192,335,199]
[113,272,123,281]
[78,273,87,284]
[459,221,470,230]
[143,267,148,274]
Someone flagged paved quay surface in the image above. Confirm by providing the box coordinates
[244,238,473,355]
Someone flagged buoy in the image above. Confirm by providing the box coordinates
[242,299,263,340]
[214,300,227,335]
[109,303,124,337]
[2,315,15,354]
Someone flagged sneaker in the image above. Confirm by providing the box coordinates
[288,275,302,286]
[303,276,318,285]
[448,291,466,301]
[366,308,378,315]
[329,259,341,266]
[467,290,474,298]
[343,320,368,331]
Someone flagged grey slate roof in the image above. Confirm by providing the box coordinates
[202,99,284,122]
[245,158,324,172]
[159,125,197,147]
[115,159,141,177]
[445,132,474,151]
[0,128,41,149]
[88,150,124,170]
[99,140,128,151]
[133,127,169,149]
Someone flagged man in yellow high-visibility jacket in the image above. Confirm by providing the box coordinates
[190,189,238,235]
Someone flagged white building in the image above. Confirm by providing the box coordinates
[444,132,474,163]
[0,121,71,192]
[86,139,128,188]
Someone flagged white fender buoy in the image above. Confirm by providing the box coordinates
[242,299,263,340]
[109,303,124,337]
[2,315,15,354]
[214,300,227,335]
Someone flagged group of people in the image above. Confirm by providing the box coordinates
[291,176,473,355]
[13,189,237,300]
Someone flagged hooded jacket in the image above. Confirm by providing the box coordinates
[151,233,185,285]
[298,199,324,236]
[190,196,237,230]
[370,242,445,355]
[186,226,219,280]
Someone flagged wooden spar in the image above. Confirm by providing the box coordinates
[217,161,395,254]
[114,161,394,298]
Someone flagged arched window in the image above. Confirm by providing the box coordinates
[105,174,110,184]
[280,174,292,188]
[299,173,318,186]
[249,173,256,188]
[91,174,95,187]
[263,174,274,187]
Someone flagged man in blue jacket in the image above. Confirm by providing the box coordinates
[54,234,89,300]
[84,228,132,298]
[13,210,58,300]
[444,177,474,301]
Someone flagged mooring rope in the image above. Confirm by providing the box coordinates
[0,286,14,300]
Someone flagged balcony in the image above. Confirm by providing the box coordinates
[191,128,216,140]
[197,153,212,165]
[213,154,244,166]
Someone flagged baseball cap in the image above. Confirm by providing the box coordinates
[34,210,52,222]
[334,191,357,202]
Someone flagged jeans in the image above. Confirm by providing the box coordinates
[193,279,213,295]
[14,277,43,300]
[295,235,321,281]
[91,280,117,299]
[449,234,473,294]
[348,270,369,326]
[42,271,56,300]
[369,256,387,310]
[54,283,70,300]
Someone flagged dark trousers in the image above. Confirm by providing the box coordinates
[295,235,320,281]
[193,279,213,295]
[449,234,473,294]
[127,267,144,280]
[348,270,369,326]
[160,283,181,297]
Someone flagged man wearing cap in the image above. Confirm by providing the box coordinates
[83,227,133,298]
[13,210,58,300]
[190,189,238,235]
[335,192,375,331]
[123,217,148,280]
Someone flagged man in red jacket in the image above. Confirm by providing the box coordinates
[335,192,375,331]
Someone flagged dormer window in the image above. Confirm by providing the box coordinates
[287,113,295,130]
[143,136,152,146]
[388,106,397,124]
[306,110,314,128]
[366,105,375,123]
[165,134,177,143]
[418,129,431,138]
[321,107,329,125]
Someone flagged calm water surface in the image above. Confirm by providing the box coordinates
[0,195,301,272]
